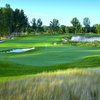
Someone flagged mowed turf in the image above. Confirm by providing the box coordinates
[1,46,100,67]
[0,35,62,48]
[0,35,100,78]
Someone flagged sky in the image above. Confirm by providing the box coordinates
[0,0,100,26]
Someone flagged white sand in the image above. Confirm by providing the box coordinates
[0,40,4,43]
[71,36,100,42]
[9,47,35,53]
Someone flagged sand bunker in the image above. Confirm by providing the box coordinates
[0,40,4,43]
[2,47,35,53]
[71,36,100,42]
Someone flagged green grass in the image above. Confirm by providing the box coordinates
[0,55,100,78]
[1,46,100,67]
[0,34,100,80]
[0,34,100,99]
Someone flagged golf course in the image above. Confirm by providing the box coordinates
[0,1,100,99]
[0,34,100,100]
[0,35,100,78]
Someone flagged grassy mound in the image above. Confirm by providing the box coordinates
[0,35,100,79]
[1,46,100,67]
[0,69,100,100]
[1,35,100,67]
[0,35,100,99]
[0,56,100,78]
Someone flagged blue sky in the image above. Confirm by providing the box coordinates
[0,0,100,26]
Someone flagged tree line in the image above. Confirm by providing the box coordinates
[0,4,100,36]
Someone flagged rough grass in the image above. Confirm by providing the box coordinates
[0,68,100,100]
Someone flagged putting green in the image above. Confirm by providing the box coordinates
[0,46,100,67]
[0,35,100,67]
[0,35,100,78]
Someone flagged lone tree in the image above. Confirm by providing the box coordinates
[50,19,59,34]
[71,17,80,33]
[83,17,90,33]
[31,18,37,33]
[36,18,43,33]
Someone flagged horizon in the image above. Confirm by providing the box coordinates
[0,0,100,26]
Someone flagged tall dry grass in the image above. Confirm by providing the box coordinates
[0,68,100,100]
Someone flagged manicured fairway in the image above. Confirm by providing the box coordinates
[1,46,100,67]
[0,35,100,78]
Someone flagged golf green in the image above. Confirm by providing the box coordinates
[0,35,100,78]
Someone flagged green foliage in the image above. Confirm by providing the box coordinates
[71,17,81,33]
[59,25,66,34]
[95,24,100,34]
[0,4,100,36]
[50,19,60,33]
[0,4,13,35]
[68,40,100,47]
[36,18,43,33]
[83,17,90,27]
[0,4,28,36]
[13,9,28,34]
[31,18,37,33]
[31,18,43,34]
[83,17,90,33]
